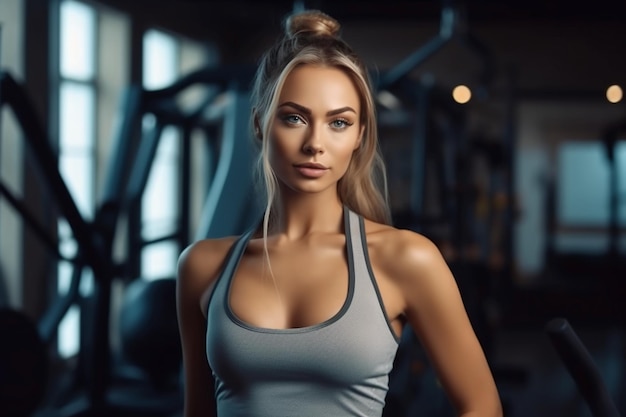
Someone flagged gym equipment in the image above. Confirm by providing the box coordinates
[375,0,512,258]
[0,308,48,417]
[378,0,493,93]
[376,0,506,327]
[91,65,257,414]
[0,60,258,416]
[118,278,180,388]
[546,318,622,417]
[1,70,114,415]
[375,2,521,415]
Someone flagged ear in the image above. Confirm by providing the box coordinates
[253,111,263,140]
[354,125,365,150]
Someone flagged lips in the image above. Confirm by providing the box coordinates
[294,162,328,170]
[293,162,328,178]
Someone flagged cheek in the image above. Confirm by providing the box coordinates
[332,139,360,170]
[340,146,357,161]
[267,142,285,170]
[268,129,299,167]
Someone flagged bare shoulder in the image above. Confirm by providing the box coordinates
[362,219,450,289]
[362,223,501,416]
[177,236,239,311]
[177,237,238,281]
[364,219,443,268]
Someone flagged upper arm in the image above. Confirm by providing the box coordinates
[176,240,232,417]
[391,232,502,417]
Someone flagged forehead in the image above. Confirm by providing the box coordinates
[278,65,361,111]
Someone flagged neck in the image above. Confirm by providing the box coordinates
[269,189,344,241]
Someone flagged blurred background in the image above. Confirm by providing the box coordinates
[0,0,624,416]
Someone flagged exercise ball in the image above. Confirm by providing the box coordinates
[118,278,181,387]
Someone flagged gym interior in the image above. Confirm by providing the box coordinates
[0,0,624,416]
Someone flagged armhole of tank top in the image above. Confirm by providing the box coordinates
[201,232,251,318]
[357,215,402,344]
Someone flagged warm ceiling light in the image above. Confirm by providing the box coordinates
[452,85,471,104]
[606,85,623,103]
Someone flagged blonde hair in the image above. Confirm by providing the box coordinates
[250,10,391,238]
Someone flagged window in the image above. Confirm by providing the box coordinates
[54,4,212,357]
[140,30,181,281]
[555,140,626,252]
[57,0,97,358]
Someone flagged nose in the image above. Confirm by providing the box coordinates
[302,125,324,155]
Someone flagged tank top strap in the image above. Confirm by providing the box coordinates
[345,207,401,344]
[206,227,255,312]
[346,209,360,247]
[346,208,367,280]
[221,228,255,280]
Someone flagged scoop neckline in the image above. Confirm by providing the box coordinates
[225,208,356,334]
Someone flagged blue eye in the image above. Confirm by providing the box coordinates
[283,114,304,124]
[331,119,352,129]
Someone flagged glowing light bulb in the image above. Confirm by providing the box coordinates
[453,85,471,104]
[606,85,623,103]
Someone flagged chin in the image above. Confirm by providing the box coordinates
[284,181,334,195]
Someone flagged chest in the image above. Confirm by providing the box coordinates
[206,245,399,391]
[204,219,401,410]
[229,242,349,330]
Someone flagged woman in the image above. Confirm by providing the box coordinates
[176,9,502,417]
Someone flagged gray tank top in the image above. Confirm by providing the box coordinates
[205,209,400,417]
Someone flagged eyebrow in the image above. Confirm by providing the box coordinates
[278,101,357,117]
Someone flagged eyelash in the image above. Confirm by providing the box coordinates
[283,114,304,124]
[281,114,354,130]
[330,118,353,129]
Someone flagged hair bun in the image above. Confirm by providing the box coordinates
[285,10,341,39]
